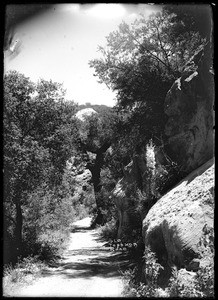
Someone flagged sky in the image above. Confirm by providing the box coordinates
[4,3,161,107]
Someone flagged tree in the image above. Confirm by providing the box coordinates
[4,71,48,258]
[89,8,205,152]
[76,107,118,225]
[32,79,79,186]
[4,71,78,260]
[163,4,213,41]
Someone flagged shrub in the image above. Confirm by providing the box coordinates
[167,267,200,297]
[98,217,118,240]
[121,246,164,297]
[94,167,118,225]
[195,264,214,297]
[195,224,214,297]
[21,186,75,261]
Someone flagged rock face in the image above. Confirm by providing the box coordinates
[113,145,165,238]
[163,44,214,173]
[113,160,138,238]
[142,158,214,284]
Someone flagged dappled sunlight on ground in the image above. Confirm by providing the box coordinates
[11,217,128,297]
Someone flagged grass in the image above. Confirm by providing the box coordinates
[3,227,72,297]
[3,255,46,296]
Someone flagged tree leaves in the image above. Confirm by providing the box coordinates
[89,7,206,155]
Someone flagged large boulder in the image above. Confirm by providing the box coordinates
[163,44,214,173]
[142,158,214,284]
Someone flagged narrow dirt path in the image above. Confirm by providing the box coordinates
[13,217,127,297]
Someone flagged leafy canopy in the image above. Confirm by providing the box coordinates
[89,7,206,155]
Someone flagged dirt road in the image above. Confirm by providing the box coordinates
[12,217,126,297]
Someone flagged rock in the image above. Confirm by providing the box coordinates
[75,108,98,122]
[66,157,95,207]
[73,169,93,195]
[186,258,200,271]
[163,43,214,173]
[176,268,197,288]
[113,161,138,238]
[142,158,214,283]
[113,144,167,238]
[75,169,92,184]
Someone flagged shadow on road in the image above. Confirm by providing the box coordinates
[70,226,93,233]
[42,226,132,280]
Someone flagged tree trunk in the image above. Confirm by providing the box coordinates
[14,186,23,260]
[88,152,105,227]
[84,142,111,227]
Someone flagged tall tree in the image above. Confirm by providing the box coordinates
[4,71,78,259]
[89,8,205,151]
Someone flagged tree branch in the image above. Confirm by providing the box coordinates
[153,20,173,73]
[125,24,176,78]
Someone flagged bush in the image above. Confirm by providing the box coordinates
[121,225,214,298]
[167,225,214,298]
[121,246,164,297]
[21,186,75,261]
[98,217,118,240]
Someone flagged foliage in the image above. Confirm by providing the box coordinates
[89,7,206,159]
[121,225,214,297]
[90,8,205,92]
[3,70,80,263]
[121,246,164,297]
[98,217,118,241]
[167,265,214,298]
[94,167,117,222]
[194,225,214,297]
[75,108,119,226]
[167,225,214,298]
[21,186,75,259]
[77,106,118,153]
[104,128,133,180]
[164,4,212,40]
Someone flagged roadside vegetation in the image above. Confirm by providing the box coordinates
[4,4,213,297]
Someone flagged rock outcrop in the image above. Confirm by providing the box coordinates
[142,158,214,285]
[163,43,214,173]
